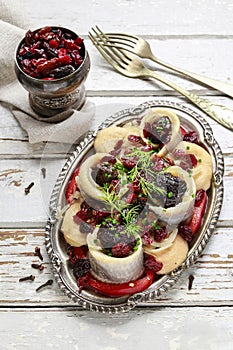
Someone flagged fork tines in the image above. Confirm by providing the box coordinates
[89,25,137,50]
[88,27,131,70]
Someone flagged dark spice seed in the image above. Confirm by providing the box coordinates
[24,182,34,195]
[188,274,195,290]
[34,246,43,261]
[19,274,35,282]
[31,263,44,271]
[36,279,53,292]
[41,168,46,178]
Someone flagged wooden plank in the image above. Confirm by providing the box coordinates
[22,0,233,36]
[0,228,232,306]
[0,307,232,350]
[1,96,233,156]
[86,38,233,95]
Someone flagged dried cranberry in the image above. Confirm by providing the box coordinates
[38,26,52,36]
[64,39,80,51]
[37,57,59,75]
[75,37,84,45]
[179,154,198,171]
[73,207,91,224]
[58,55,73,65]
[178,224,193,242]
[51,65,75,79]
[49,39,59,49]
[153,226,167,242]
[183,131,199,144]
[91,209,109,224]
[151,155,170,172]
[17,26,85,79]
[73,258,91,279]
[57,48,68,57]
[144,254,163,272]
[121,156,137,170]
[126,192,138,204]
[110,140,124,156]
[141,145,153,152]
[111,242,132,258]
[100,155,116,164]
[128,134,141,143]
[71,51,83,65]
[25,30,33,46]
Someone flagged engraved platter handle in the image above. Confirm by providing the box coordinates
[147,70,233,131]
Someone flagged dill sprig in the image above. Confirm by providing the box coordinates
[126,147,166,197]
[101,183,141,237]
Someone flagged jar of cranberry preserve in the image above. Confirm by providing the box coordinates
[15,26,90,120]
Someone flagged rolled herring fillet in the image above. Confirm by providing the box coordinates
[87,231,144,284]
[140,108,182,157]
[77,152,110,205]
[149,166,196,225]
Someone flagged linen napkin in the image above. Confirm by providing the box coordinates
[0,0,94,144]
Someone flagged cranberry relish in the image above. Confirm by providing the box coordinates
[17,26,85,79]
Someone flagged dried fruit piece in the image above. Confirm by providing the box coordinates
[17,26,85,79]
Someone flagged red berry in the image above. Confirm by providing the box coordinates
[178,224,193,242]
[144,254,163,272]
[121,156,137,170]
[49,39,59,49]
[183,131,199,144]
[111,242,131,258]
[128,134,141,143]
[141,145,153,152]
[58,48,67,57]
[75,37,84,45]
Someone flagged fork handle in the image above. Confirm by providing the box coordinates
[150,56,233,99]
[146,70,233,131]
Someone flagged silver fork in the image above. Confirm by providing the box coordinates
[89,29,233,131]
[93,25,233,99]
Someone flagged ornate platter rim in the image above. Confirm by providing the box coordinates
[45,100,224,314]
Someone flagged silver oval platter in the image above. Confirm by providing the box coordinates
[45,100,224,313]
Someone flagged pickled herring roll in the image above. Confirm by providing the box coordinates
[78,153,129,206]
[140,108,182,157]
[149,166,196,225]
[87,228,144,284]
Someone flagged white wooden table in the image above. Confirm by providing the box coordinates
[1,1,233,349]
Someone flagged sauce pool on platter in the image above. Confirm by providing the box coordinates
[61,108,213,297]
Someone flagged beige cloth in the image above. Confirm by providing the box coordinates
[0,0,94,144]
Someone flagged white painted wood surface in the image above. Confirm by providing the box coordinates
[1,0,233,348]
